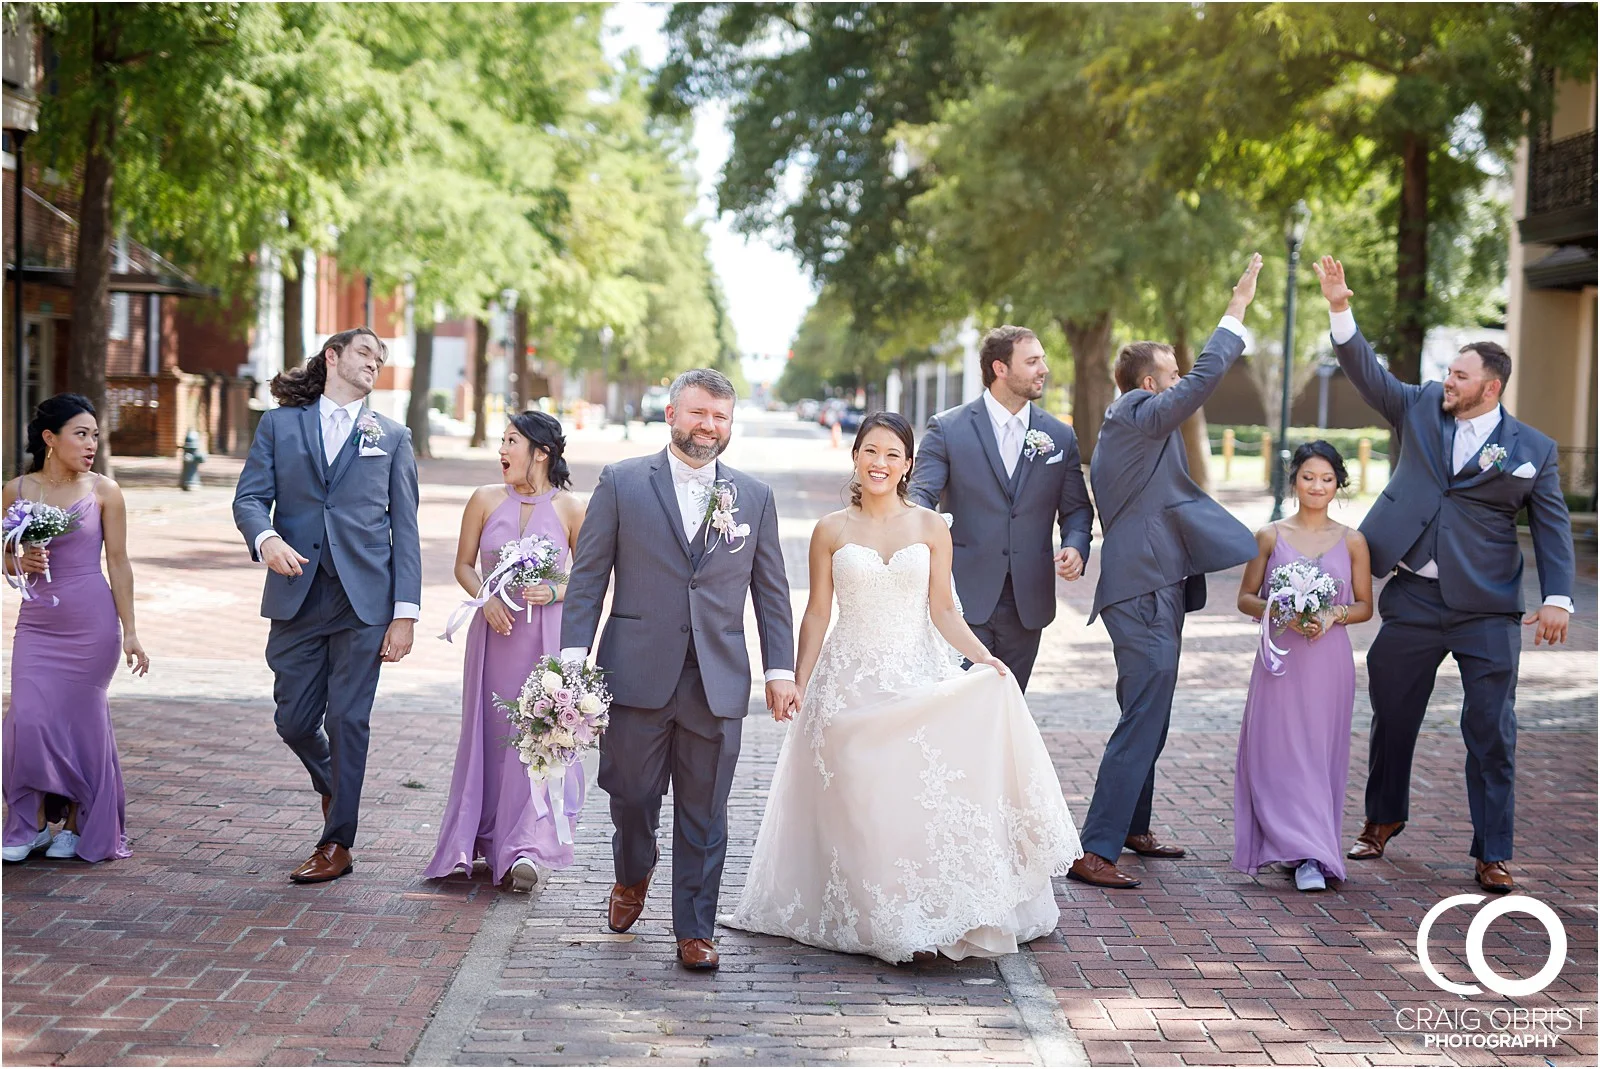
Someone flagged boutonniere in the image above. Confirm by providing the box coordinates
[1478,443,1508,472]
[355,411,384,449]
[702,479,751,554]
[1022,429,1056,461]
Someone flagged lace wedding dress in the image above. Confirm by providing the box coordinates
[727,542,1083,963]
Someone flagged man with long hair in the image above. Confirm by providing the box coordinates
[233,327,423,883]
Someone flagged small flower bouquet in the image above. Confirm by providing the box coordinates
[495,655,612,844]
[704,479,750,554]
[1022,429,1056,461]
[1259,559,1343,676]
[3,499,82,599]
[441,533,568,639]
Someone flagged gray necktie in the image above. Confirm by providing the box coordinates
[325,408,350,467]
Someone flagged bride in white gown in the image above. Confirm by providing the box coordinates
[728,412,1082,964]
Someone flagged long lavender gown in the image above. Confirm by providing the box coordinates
[425,487,584,882]
[1233,527,1355,881]
[4,488,130,862]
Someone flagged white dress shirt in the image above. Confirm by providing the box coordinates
[253,395,420,622]
[1329,308,1573,613]
[561,448,795,683]
[983,390,1030,478]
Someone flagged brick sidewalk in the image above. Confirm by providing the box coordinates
[3,417,1595,1066]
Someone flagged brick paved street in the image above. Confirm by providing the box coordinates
[3,413,1595,1066]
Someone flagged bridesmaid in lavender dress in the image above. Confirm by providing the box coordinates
[1234,441,1373,892]
[3,394,150,865]
[426,411,586,891]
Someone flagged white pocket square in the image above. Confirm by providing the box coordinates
[359,445,389,457]
[1510,462,1536,478]
[1045,452,1065,465]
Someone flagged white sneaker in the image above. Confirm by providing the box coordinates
[44,830,80,860]
[1294,860,1326,892]
[1,828,53,862]
[505,857,539,893]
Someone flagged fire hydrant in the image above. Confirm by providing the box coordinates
[179,430,206,491]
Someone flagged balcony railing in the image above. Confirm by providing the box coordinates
[1520,129,1598,252]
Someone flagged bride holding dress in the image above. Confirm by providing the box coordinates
[728,411,1081,964]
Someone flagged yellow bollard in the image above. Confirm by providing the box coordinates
[1358,437,1371,495]
[1222,428,1235,483]
[1261,431,1273,487]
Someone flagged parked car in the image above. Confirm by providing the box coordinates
[795,398,821,422]
[839,407,866,433]
[640,387,669,423]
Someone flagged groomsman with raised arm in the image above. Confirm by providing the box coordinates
[1314,256,1574,894]
[1071,255,1264,889]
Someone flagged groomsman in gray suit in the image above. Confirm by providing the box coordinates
[1314,257,1574,894]
[560,369,797,971]
[1071,255,1264,889]
[909,326,1094,692]
[234,327,422,884]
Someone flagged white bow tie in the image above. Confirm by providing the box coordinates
[675,467,714,488]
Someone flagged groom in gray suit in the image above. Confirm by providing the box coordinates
[1071,255,1263,889]
[560,368,796,971]
[234,327,422,884]
[909,326,1094,692]
[1314,257,1574,894]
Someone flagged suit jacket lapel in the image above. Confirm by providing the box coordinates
[690,460,726,575]
[324,406,366,495]
[1011,404,1041,501]
[1431,406,1456,485]
[1456,416,1518,489]
[300,403,327,489]
[969,399,1012,497]
[650,450,694,563]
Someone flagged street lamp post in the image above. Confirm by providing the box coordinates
[10,129,27,476]
[500,288,518,414]
[598,324,614,426]
[1270,200,1313,521]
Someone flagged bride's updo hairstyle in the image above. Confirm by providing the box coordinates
[848,410,916,508]
[508,409,572,490]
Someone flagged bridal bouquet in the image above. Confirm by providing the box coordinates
[3,499,82,599]
[441,533,567,639]
[495,656,612,844]
[1259,559,1344,676]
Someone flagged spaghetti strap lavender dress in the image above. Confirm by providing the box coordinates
[1233,531,1355,881]
[3,491,130,861]
[425,487,584,882]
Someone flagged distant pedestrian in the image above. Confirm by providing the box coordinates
[426,410,587,891]
[3,393,149,865]
[1233,441,1373,892]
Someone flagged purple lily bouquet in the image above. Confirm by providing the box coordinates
[1260,559,1343,676]
[495,656,612,845]
[3,499,82,601]
[441,533,568,640]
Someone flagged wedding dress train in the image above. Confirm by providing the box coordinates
[728,541,1082,963]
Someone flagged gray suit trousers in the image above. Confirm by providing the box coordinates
[968,576,1042,693]
[1080,582,1186,860]
[598,652,743,940]
[264,570,386,848]
[1365,571,1520,861]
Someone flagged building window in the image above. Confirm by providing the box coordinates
[109,293,130,340]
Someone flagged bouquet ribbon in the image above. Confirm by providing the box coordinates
[441,554,539,641]
[3,518,54,603]
[1259,609,1289,677]
[527,762,575,845]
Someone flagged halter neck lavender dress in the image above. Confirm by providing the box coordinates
[425,487,584,882]
[1233,526,1355,881]
[3,486,129,861]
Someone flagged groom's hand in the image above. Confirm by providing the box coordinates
[1523,605,1570,646]
[381,619,415,662]
[1313,255,1353,312]
[766,679,799,722]
[1224,252,1264,320]
[261,535,310,578]
[1054,547,1084,581]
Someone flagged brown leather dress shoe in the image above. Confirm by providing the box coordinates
[1346,820,1404,860]
[1124,832,1186,858]
[608,870,653,933]
[676,938,719,970]
[290,842,353,884]
[1475,860,1514,894]
[1067,852,1142,889]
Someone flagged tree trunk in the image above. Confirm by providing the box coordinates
[470,317,489,448]
[406,327,434,459]
[511,308,529,412]
[1172,337,1212,492]
[1392,131,1429,385]
[282,246,304,368]
[67,7,117,474]
[1060,311,1114,463]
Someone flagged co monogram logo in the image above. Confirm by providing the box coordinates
[1417,894,1567,998]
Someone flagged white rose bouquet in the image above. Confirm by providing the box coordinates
[1259,559,1344,676]
[494,655,612,844]
[3,499,83,601]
